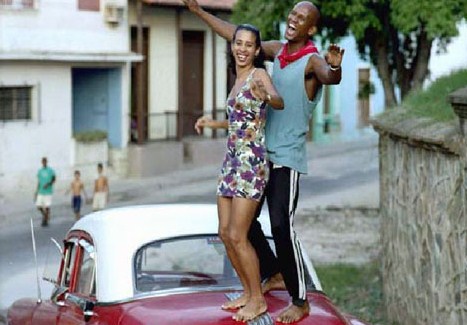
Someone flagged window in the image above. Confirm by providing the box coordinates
[0,0,35,9]
[0,86,32,121]
[76,239,96,296]
[78,0,99,11]
[62,242,78,288]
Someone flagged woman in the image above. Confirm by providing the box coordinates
[195,24,284,322]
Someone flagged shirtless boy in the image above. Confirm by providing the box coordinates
[66,170,87,220]
[92,163,109,211]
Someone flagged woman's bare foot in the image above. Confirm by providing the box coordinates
[221,294,248,310]
[276,302,310,323]
[233,298,267,322]
[262,273,286,293]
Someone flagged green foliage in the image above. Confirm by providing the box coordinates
[378,69,467,122]
[231,0,467,106]
[391,0,464,40]
[315,261,394,325]
[74,130,107,142]
[401,69,467,121]
[231,0,295,40]
[232,0,466,45]
[358,81,376,99]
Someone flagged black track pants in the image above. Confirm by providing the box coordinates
[248,163,313,306]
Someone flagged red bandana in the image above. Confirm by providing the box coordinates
[277,40,318,69]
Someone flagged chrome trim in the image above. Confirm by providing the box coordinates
[96,285,244,306]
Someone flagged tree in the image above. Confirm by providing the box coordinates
[231,0,467,108]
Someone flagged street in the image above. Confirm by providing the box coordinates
[0,135,379,318]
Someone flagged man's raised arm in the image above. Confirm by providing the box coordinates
[181,0,236,41]
[307,44,345,85]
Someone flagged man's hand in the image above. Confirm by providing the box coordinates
[324,44,345,68]
[181,0,201,13]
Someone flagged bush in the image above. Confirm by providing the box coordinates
[378,69,467,124]
[74,130,107,142]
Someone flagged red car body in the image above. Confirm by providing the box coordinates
[7,204,371,325]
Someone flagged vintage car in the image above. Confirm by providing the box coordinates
[7,204,370,325]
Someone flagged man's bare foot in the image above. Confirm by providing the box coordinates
[221,294,248,310]
[276,303,310,323]
[233,298,267,322]
[262,273,286,293]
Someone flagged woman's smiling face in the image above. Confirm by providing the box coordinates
[231,29,260,69]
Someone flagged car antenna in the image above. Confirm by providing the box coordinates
[30,218,42,304]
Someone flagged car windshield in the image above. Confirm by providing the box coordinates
[134,235,274,293]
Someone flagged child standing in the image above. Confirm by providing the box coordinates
[92,163,109,211]
[66,170,87,220]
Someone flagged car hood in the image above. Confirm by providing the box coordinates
[112,290,352,325]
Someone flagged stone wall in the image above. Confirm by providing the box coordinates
[373,110,467,325]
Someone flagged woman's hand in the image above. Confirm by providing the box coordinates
[250,78,269,102]
[181,0,201,13]
[194,115,213,134]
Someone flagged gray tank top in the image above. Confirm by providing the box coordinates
[265,46,322,174]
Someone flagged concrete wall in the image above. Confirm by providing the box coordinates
[0,0,134,194]
[0,62,73,194]
[0,0,129,54]
[373,113,467,325]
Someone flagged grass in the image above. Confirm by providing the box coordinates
[73,129,108,142]
[315,261,397,325]
[378,69,467,124]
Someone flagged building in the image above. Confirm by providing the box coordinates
[0,0,236,197]
[0,0,140,195]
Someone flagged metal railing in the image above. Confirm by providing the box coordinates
[130,109,227,142]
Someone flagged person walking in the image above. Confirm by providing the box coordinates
[65,170,88,220]
[35,157,56,226]
[92,163,109,211]
[194,24,284,322]
[182,1,345,323]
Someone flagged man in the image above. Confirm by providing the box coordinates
[92,163,109,211]
[182,1,344,323]
[35,157,56,226]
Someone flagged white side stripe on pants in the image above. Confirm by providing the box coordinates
[289,169,306,300]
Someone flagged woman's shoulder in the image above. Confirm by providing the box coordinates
[252,68,269,78]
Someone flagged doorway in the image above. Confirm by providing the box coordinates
[181,31,204,137]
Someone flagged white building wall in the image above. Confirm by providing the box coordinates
[0,0,129,54]
[147,8,178,139]
[0,63,72,194]
[128,5,229,139]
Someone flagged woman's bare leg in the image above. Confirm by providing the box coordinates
[217,196,249,309]
[229,197,267,321]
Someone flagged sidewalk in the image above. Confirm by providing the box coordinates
[0,132,379,229]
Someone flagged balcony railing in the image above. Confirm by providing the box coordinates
[130,109,227,142]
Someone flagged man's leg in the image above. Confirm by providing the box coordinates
[36,195,48,226]
[267,166,312,323]
[248,193,280,281]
